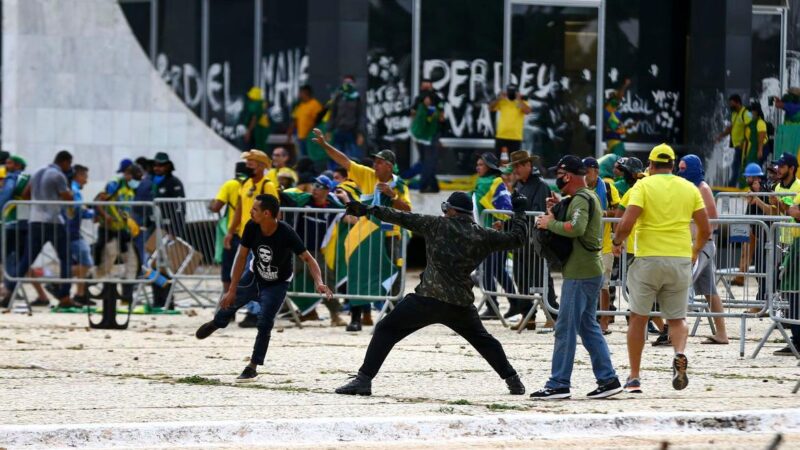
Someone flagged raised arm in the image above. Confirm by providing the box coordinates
[369,205,435,236]
[480,212,528,252]
[311,128,351,170]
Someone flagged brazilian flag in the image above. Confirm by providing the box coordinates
[345,215,399,307]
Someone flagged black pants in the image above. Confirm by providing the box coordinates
[358,294,517,379]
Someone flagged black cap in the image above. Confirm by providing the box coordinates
[773,152,798,169]
[480,152,501,171]
[0,150,10,163]
[582,157,599,169]
[553,155,587,175]
[443,191,473,214]
[373,149,396,166]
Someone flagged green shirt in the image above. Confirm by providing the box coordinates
[546,188,603,279]
[410,102,442,145]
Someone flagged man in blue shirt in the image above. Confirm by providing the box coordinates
[65,165,95,306]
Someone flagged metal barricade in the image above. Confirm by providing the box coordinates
[716,191,797,216]
[477,209,552,332]
[282,207,408,323]
[1,200,161,328]
[151,198,224,309]
[752,222,800,364]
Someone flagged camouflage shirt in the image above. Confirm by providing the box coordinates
[371,206,528,307]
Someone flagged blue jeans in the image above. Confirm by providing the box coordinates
[546,275,617,389]
[6,222,71,298]
[241,252,261,316]
[333,130,362,160]
[213,269,289,365]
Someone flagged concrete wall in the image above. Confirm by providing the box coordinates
[1,0,241,198]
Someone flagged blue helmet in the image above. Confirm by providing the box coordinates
[743,163,764,178]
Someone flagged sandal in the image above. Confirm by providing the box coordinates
[701,336,729,345]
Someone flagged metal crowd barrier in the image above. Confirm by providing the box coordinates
[716,191,797,216]
[752,222,800,363]
[1,200,162,328]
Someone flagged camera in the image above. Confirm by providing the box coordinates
[768,96,775,106]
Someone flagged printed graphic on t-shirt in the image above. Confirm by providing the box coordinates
[255,245,279,281]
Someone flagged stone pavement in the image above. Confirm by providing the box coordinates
[1,280,799,448]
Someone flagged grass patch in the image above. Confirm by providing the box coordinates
[448,399,472,406]
[486,403,525,411]
[175,375,222,386]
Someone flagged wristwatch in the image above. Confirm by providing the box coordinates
[612,239,622,246]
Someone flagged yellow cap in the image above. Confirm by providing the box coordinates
[648,143,675,163]
[247,87,264,101]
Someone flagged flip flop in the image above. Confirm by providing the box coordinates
[602,330,612,336]
[701,336,729,345]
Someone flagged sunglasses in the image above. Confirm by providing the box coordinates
[313,182,328,190]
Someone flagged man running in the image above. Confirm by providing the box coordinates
[334,191,529,396]
[195,194,333,382]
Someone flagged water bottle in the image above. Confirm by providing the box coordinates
[142,267,170,288]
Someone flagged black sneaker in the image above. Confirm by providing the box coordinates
[647,321,660,334]
[529,387,571,400]
[672,353,689,390]
[773,345,799,356]
[346,321,362,332]
[71,295,95,307]
[0,294,10,308]
[479,308,500,320]
[652,332,672,347]
[587,378,623,399]
[238,313,258,328]
[31,298,51,307]
[505,374,525,395]
[335,373,372,396]
[236,365,258,383]
[195,321,219,340]
[624,377,642,394]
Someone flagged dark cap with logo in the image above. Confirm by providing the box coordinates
[552,155,587,175]
[773,152,798,168]
[373,149,396,166]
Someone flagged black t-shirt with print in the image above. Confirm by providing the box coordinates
[241,221,307,284]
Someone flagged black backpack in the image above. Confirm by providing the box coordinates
[533,191,600,272]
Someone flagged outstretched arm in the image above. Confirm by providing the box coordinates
[369,206,435,236]
[311,128,351,170]
[480,212,528,251]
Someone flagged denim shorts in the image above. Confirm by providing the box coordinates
[70,239,94,266]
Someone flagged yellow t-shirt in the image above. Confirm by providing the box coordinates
[625,174,705,258]
[348,162,412,236]
[215,179,242,230]
[776,179,800,243]
[618,190,637,255]
[601,179,620,254]
[495,98,529,141]
[292,99,324,139]
[236,177,279,237]
[730,108,752,147]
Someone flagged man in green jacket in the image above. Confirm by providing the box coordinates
[530,155,622,400]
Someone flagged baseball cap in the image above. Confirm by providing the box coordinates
[648,143,676,163]
[773,152,798,168]
[9,155,27,169]
[373,149,396,166]
[117,158,133,173]
[313,175,334,190]
[582,157,599,169]
[552,155,587,175]
[442,191,473,215]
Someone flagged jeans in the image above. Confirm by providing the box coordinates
[333,130,362,160]
[729,146,743,187]
[359,294,517,379]
[546,276,617,389]
[213,269,289,365]
[5,222,71,298]
[418,142,439,191]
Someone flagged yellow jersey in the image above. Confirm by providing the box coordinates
[236,177,279,237]
[494,98,529,141]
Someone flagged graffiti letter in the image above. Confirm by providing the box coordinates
[470,59,488,101]
[206,63,223,112]
[182,63,203,107]
[423,59,450,91]
[448,60,468,109]
[519,62,537,97]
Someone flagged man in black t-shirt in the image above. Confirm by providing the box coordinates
[195,194,333,382]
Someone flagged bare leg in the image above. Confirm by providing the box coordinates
[707,294,729,343]
[651,317,665,332]
[627,313,649,379]
[599,288,610,331]
[667,318,689,354]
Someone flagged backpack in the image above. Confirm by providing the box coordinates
[532,191,600,272]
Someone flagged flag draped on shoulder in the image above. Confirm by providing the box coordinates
[344,215,398,306]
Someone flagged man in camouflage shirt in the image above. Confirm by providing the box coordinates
[335,191,529,396]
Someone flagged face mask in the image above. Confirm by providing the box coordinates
[556,175,568,191]
[128,179,141,189]
[342,82,353,91]
[153,175,165,185]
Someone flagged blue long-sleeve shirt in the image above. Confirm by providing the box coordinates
[0,170,21,210]
[65,180,94,239]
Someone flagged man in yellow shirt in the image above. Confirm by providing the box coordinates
[224,149,279,327]
[612,144,711,394]
[287,85,324,158]
[716,94,752,187]
[210,162,249,293]
[490,84,531,163]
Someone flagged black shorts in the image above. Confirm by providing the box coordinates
[495,138,522,154]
